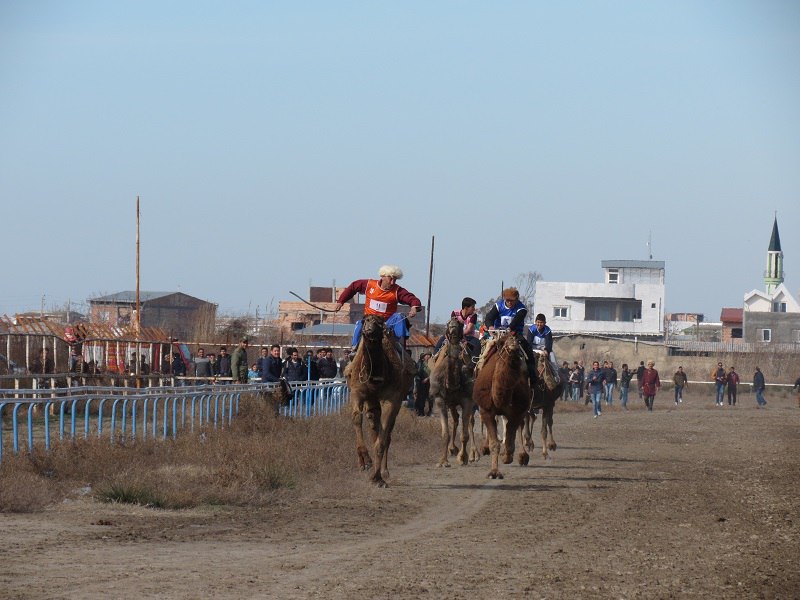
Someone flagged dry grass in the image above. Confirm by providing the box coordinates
[0,393,442,513]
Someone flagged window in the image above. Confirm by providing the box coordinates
[772,302,787,313]
[553,306,568,319]
[731,328,743,339]
[607,269,619,284]
[761,329,771,343]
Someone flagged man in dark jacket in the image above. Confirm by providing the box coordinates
[261,344,284,383]
[317,348,339,379]
[283,348,305,382]
[753,366,767,408]
[216,347,232,379]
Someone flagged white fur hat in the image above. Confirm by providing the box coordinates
[378,265,403,279]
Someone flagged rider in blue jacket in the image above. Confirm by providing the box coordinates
[481,287,537,385]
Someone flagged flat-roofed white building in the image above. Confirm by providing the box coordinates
[535,260,665,337]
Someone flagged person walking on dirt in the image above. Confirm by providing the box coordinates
[726,366,740,406]
[713,361,726,406]
[753,366,767,408]
[641,360,661,412]
[636,360,645,400]
[672,366,688,405]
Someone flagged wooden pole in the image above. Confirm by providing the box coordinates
[425,235,434,337]
[135,196,141,340]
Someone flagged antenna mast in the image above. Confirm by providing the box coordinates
[425,235,434,337]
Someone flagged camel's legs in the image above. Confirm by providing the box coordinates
[435,396,452,468]
[467,410,481,463]
[501,415,519,465]
[456,398,473,466]
[351,404,372,471]
[363,406,386,485]
[376,401,401,485]
[449,405,460,456]
[480,411,503,479]
[541,405,556,459]
[516,418,530,466]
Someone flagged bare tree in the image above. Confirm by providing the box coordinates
[513,271,542,315]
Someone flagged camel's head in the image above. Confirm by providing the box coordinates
[361,314,386,346]
[445,317,464,345]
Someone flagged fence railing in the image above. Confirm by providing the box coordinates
[0,379,350,463]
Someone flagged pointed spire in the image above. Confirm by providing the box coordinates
[768,215,781,252]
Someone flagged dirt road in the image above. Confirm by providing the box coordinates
[2,394,798,599]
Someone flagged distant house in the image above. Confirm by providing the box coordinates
[719,308,743,342]
[535,260,665,337]
[88,291,217,341]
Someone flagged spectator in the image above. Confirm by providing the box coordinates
[642,360,661,412]
[216,347,232,379]
[193,348,213,383]
[261,344,283,383]
[231,337,249,384]
[636,360,645,400]
[672,366,688,405]
[283,348,305,382]
[713,361,727,406]
[619,363,634,410]
[604,361,617,405]
[171,347,187,385]
[247,363,261,382]
[304,350,320,381]
[318,348,339,379]
[256,347,270,379]
[558,361,571,401]
[726,366,740,406]
[207,353,217,378]
[753,366,767,408]
[587,361,604,418]
[568,366,581,402]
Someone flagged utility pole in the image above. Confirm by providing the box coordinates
[425,235,434,337]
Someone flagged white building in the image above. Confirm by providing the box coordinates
[742,217,800,345]
[535,260,665,337]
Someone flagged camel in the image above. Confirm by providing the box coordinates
[472,332,531,479]
[344,314,415,487]
[519,351,562,461]
[429,318,478,467]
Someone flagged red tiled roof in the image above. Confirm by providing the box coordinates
[719,308,743,323]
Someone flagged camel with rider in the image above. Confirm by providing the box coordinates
[344,314,415,487]
[429,317,479,467]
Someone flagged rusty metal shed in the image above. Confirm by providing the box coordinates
[0,314,170,375]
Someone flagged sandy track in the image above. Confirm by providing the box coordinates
[2,393,798,599]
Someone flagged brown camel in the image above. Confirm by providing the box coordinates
[429,318,478,467]
[519,351,562,461]
[344,314,415,487]
[472,332,531,479]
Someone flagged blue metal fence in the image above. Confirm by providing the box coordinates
[0,379,350,463]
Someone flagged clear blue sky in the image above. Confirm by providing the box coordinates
[1,1,798,323]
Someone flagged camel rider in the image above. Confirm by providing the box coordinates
[479,287,537,385]
[334,265,422,356]
[434,296,480,357]
[526,313,560,383]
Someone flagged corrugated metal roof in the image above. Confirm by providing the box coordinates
[89,291,177,303]
[720,308,743,323]
[0,314,170,342]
